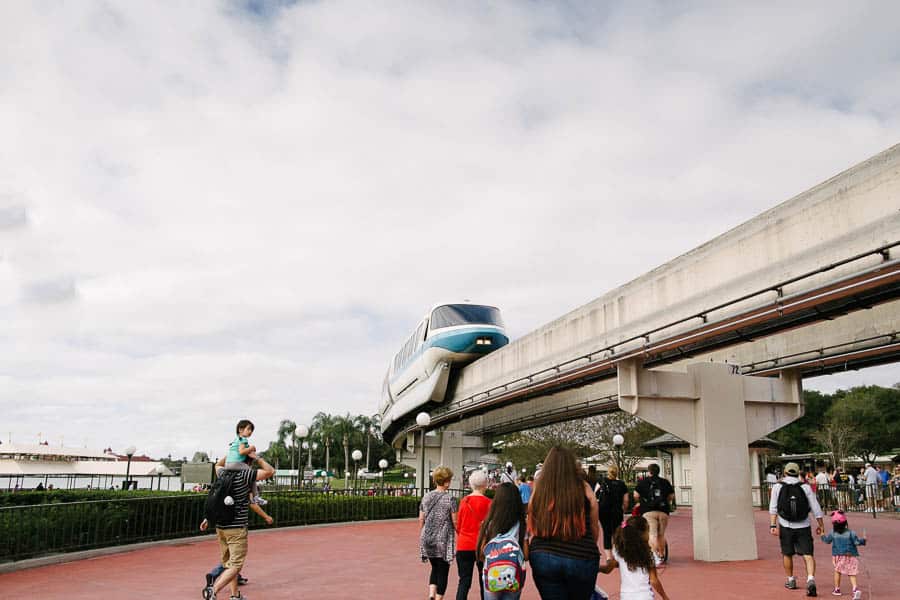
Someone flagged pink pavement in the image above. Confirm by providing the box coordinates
[1,509,898,599]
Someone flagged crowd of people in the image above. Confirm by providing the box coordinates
[418,447,672,600]
[766,461,900,513]
[193,419,885,600]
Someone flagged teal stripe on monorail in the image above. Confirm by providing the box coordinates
[389,328,508,384]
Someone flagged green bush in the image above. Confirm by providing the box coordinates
[0,489,194,507]
[0,491,419,562]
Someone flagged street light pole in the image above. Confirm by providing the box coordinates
[295,425,309,491]
[124,446,136,491]
[612,433,625,481]
[415,412,431,499]
[379,458,389,496]
[351,449,363,493]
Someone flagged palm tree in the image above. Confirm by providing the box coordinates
[312,412,337,473]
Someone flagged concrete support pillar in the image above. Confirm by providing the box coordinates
[399,430,489,492]
[618,360,803,562]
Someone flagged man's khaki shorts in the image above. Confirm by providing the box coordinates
[644,510,669,541]
[216,527,249,570]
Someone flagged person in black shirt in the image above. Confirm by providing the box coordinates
[633,463,675,566]
[595,465,630,561]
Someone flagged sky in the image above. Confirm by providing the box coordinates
[1,1,899,460]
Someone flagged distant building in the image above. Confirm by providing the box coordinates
[0,443,174,491]
[641,433,782,507]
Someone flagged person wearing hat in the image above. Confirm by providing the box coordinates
[769,462,825,597]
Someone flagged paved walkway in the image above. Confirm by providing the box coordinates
[1,509,897,599]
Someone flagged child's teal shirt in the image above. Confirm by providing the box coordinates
[226,436,249,463]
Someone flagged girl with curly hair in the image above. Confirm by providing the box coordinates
[602,515,670,600]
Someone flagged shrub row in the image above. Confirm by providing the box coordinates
[0,489,195,507]
[0,491,420,562]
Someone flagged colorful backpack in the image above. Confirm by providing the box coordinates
[482,522,526,593]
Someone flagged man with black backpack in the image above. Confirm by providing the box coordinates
[769,462,825,597]
[200,455,275,600]
[633,463,675,566]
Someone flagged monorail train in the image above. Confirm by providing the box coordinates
[379,303,508,436]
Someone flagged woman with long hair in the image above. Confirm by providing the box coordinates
[420,466,459,600]
[456,470,492,600]
[477,482,528,600]
[527,446,601,600]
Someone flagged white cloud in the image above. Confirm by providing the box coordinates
[1,1,898,458]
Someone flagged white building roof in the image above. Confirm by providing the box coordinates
[0,459,173,477]
[0,443,115,461]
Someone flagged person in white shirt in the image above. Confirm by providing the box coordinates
[769,462,825,597]
[863,463,881,510]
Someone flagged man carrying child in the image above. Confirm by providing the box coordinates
[200,441,275,600]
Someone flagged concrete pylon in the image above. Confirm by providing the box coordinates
[618,360,803,562]
[399,430,489,491]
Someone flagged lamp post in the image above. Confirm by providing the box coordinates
[416,412,431,498]
[351,449,363,493]
[308,442,317,469]
[379,458,389,495]
[302,442,309,487]
[295,425,309,490]
[612,433,625,480]
[154,464,165,491]
[124,446,136,491]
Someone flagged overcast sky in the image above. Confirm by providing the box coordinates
[2,1,899,460]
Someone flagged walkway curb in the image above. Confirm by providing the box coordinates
[0,517,417,574]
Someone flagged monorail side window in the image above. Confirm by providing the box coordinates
[430,304,503,330]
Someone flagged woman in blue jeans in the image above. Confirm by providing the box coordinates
[527,447,601,600]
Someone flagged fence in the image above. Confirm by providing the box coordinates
[759,482,900,516]
[0,489,422,563]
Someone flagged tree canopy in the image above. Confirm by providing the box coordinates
[771,383,900,463]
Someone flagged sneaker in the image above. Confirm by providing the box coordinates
[786,577,798,590]
[653,553,663,567]
[831,589,841,596]
[202,587,216,600]
[205,574,214,589]
[237,575,248,586]
[851,589,861,600]
[807,579,817,597]
[230,594,247,600]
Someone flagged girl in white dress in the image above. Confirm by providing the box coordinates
[599,515,671,600]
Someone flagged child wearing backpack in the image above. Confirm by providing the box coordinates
[225,419,265,506]
[599,515,670,600]
[477,482,528,600]
[821,510,866,599]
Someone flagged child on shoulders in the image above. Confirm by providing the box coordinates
[225,419,266,505]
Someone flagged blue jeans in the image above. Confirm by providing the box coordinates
[530,551,598,600]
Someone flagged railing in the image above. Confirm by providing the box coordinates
[0,489,422,563]
[758,482,900,517]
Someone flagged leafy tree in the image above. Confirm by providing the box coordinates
[770,390,836,453]
[499,411,663,482]
[812,421,860,467]
[826,385,900,463]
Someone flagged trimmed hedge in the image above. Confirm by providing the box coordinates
[0,491,419,562]
[0,489,194,507]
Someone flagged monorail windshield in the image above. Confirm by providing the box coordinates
[430,304,504,330]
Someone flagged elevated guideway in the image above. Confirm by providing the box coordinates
[393,143,899,561]
[388,143,900,447]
